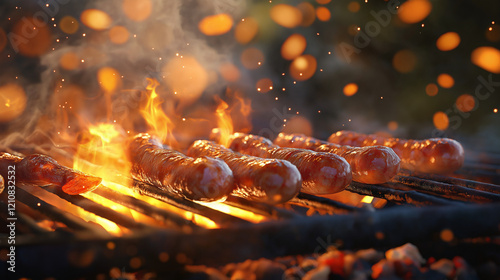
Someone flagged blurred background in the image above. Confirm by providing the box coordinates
[0,0,499,154]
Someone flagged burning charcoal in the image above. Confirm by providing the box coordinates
[385,243,425,267]
[453,257,479,280]
[345,256,372,279]
[250,258,287,280]
[371,260,396,279]
[303,265,331,280]
[318,250,345,277]
[355,248,384,263]
[430,258,455,278]
[392,259,424,279]
[283,266,307,280]
[231,269,256,280]
[300,257,319,273]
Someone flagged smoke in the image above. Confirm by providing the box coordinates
[0,0,247,152]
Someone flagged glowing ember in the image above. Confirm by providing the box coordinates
[235,17,259,44]
[270,4,303,28]
[281,34,307,60]
[398,0,432,24]
[199,14,234,36]
[343,83,358,96]
[433,111,449,130]
[0,83,27,123]
[393,50,417,73]
[81,9,112,31]
[437,73,455,88]
[471,46,500,73]
[436,32,461,51]
[360,195,374,204]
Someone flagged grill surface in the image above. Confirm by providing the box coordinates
[1,149,500,278]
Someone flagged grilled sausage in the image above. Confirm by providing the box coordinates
[274,133,401,184]
[328,131,464,174]
[128,134,234,202]
[187,140,302,204]
[227,133,352,194]
[0,152,102,195]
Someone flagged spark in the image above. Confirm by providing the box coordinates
[494,108,498,113]
[275,97,278,100]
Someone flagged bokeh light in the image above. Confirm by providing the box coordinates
[59,52,80,70]
[123,0,152,22]
[163,56,208,102]
[282,116,313,136]
[343,83,358,96]
[425,83,438,96]
[0,84,27,123]
[241,48,265,70]
[471,46,500,73]
[97,67,121,93]
[433,111,449,130]
[81,9,112,31]
[316,0,332,4]
[393,50,417,73]
[290,54,317,81]
[436,32,460,51]
[281,34,307,60]
[256,78,273,93]
[316,7,331,22]
[235,18,258,44]
[219,63,240,82]
[347,2,361,13]
[270,4,303,28]
[12,17,52,57]
[199,14,233,36]
[398,0,432,24]
[456,94,476,113]
[437,73,455,88]
[297,2,316,27]
[109,26,130,44]
[59,16,79,34]
[388,121,398,131]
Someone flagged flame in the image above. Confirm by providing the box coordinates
[197,202,267,224]
[141,79,177,146]
[73,123,131,188]
[215,98,233,147]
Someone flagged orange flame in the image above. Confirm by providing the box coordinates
[141,78,177,147]
[73,123,131,188]
[214,97,234,147]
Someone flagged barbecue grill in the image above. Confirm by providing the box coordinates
[1,151,499,279]
[1,0,500,279]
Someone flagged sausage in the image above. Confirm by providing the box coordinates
[128,134,234,202]
[328,131,464,174]
[187,140,302,204]
[0,152,102,195]
[0,174,4,194]
[274,133,401,184]
[227,133,352,194]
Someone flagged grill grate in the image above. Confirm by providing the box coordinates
[1,150,500,278]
